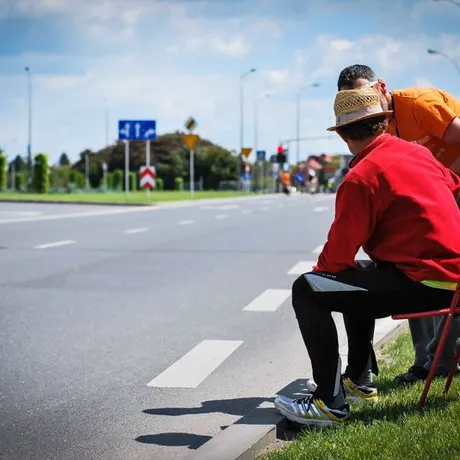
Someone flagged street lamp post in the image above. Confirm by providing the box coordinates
[25,66,32,189]
[296,83,320,165]
[239,68,256,188]
[104,97,109,146]
[254,93,272,193]
[427,48,460,75]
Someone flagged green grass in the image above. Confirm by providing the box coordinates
[260,332,460,460]
[0,190,252,204]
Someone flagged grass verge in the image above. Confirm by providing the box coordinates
[260,332,460,460]
[0,190,252,204]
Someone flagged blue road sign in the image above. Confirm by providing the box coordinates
[118,120,157,141]
[256,150,266,162]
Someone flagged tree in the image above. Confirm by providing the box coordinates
[33,153,50,193]
[0,153,7,191]
[59,152,71,167]
[10,155,26,172]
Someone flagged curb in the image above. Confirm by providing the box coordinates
[0,199,154,207]
[0,193,280,208]
[184,320,408,460]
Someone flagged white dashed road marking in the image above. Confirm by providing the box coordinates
[312,244,324,254]
[179,220,195,225]
[313,206,329,212]
[34,240,76,249]
[215,214,228,219]
[147,340,243,388]
[124,228,148,234]
[243,289,291,312]
[287,261,317,275]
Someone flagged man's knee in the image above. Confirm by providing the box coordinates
[292,274,314,314]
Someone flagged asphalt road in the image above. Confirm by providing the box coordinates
[0,193,397,460]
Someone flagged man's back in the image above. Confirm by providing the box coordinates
[347,134,460,282]
[390,87,460,169]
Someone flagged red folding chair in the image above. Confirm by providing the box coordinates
[392,281,460,410]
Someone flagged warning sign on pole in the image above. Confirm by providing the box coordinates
[140,166,156,189]
[184,133,198,150]
[241,147,252,158]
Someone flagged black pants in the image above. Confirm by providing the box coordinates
[292,263,454,402]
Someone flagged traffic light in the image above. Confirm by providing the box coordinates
[276,145,287,164]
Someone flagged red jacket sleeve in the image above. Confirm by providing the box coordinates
[445,168,460,199]
[315,180,376,273]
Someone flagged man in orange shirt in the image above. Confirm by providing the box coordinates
[336,64,460,386]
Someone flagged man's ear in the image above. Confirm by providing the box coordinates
[378,79,387,95]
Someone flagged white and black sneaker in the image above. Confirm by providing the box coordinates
[274,393,350,426]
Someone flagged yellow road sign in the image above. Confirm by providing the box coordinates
[241,147,252,158]
[184,133,199,150]
[185,117,197,131]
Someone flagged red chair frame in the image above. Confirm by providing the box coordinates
[392,282,460,410]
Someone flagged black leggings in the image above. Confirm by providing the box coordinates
[292,263,454,402]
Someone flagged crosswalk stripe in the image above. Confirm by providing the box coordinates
[243,289,291,312]
[147,340,243,388]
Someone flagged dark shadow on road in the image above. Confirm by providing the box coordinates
[135,433,212,449]
[143,396,273,417]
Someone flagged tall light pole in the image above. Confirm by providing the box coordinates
[254,93,272,159]
[427,48,460,74]
[104,97,109,146]
[254,93,272,193]
[239,68,256,187]
[25,66,32,189]
[296,83,320,165]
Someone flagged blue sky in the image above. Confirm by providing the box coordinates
[0,0,459,164]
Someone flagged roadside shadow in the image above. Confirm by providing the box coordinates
[135,433,212,449]
[143,396,272,417]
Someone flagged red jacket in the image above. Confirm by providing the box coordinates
[315,134,460,282]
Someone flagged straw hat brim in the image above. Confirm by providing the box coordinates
[327,110,393,132]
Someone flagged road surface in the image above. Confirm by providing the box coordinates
[0,194,396,460]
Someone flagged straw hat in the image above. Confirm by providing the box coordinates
[327,86,393,131]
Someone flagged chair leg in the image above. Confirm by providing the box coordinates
[416,313,455,410]
[443,338,460,395]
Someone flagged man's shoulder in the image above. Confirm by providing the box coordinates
[394,87,459,107]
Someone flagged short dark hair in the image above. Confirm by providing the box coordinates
[336,115,387,141]
[337,65,377,90]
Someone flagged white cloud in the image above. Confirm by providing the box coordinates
[211,36,250,56]
[330,40,353,51]
[415,77,434,87]
[267,69,289,84]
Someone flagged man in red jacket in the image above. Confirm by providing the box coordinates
[274,85,460,426]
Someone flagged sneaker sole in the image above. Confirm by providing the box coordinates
[274,402,341,427]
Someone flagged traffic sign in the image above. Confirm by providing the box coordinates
[256,150,266,162]
[118,120,156,141]
[184,133,198,150]
[241,147,252,158]
[140,166,156,189]
[185,117,197,132]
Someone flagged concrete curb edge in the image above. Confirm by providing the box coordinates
[184,320,408,460]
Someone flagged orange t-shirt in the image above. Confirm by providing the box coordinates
[387,87,460,169]
[281,172,290,186]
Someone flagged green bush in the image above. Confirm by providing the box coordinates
[174,177,184,191]
[129,172,137,191]
[33,153,50,194]
[113,170,123,190]
[15,173,25,191]
[0,154,7,191]
[69,169,85,188]
[155,177,164,191]
[106,172,113,190]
